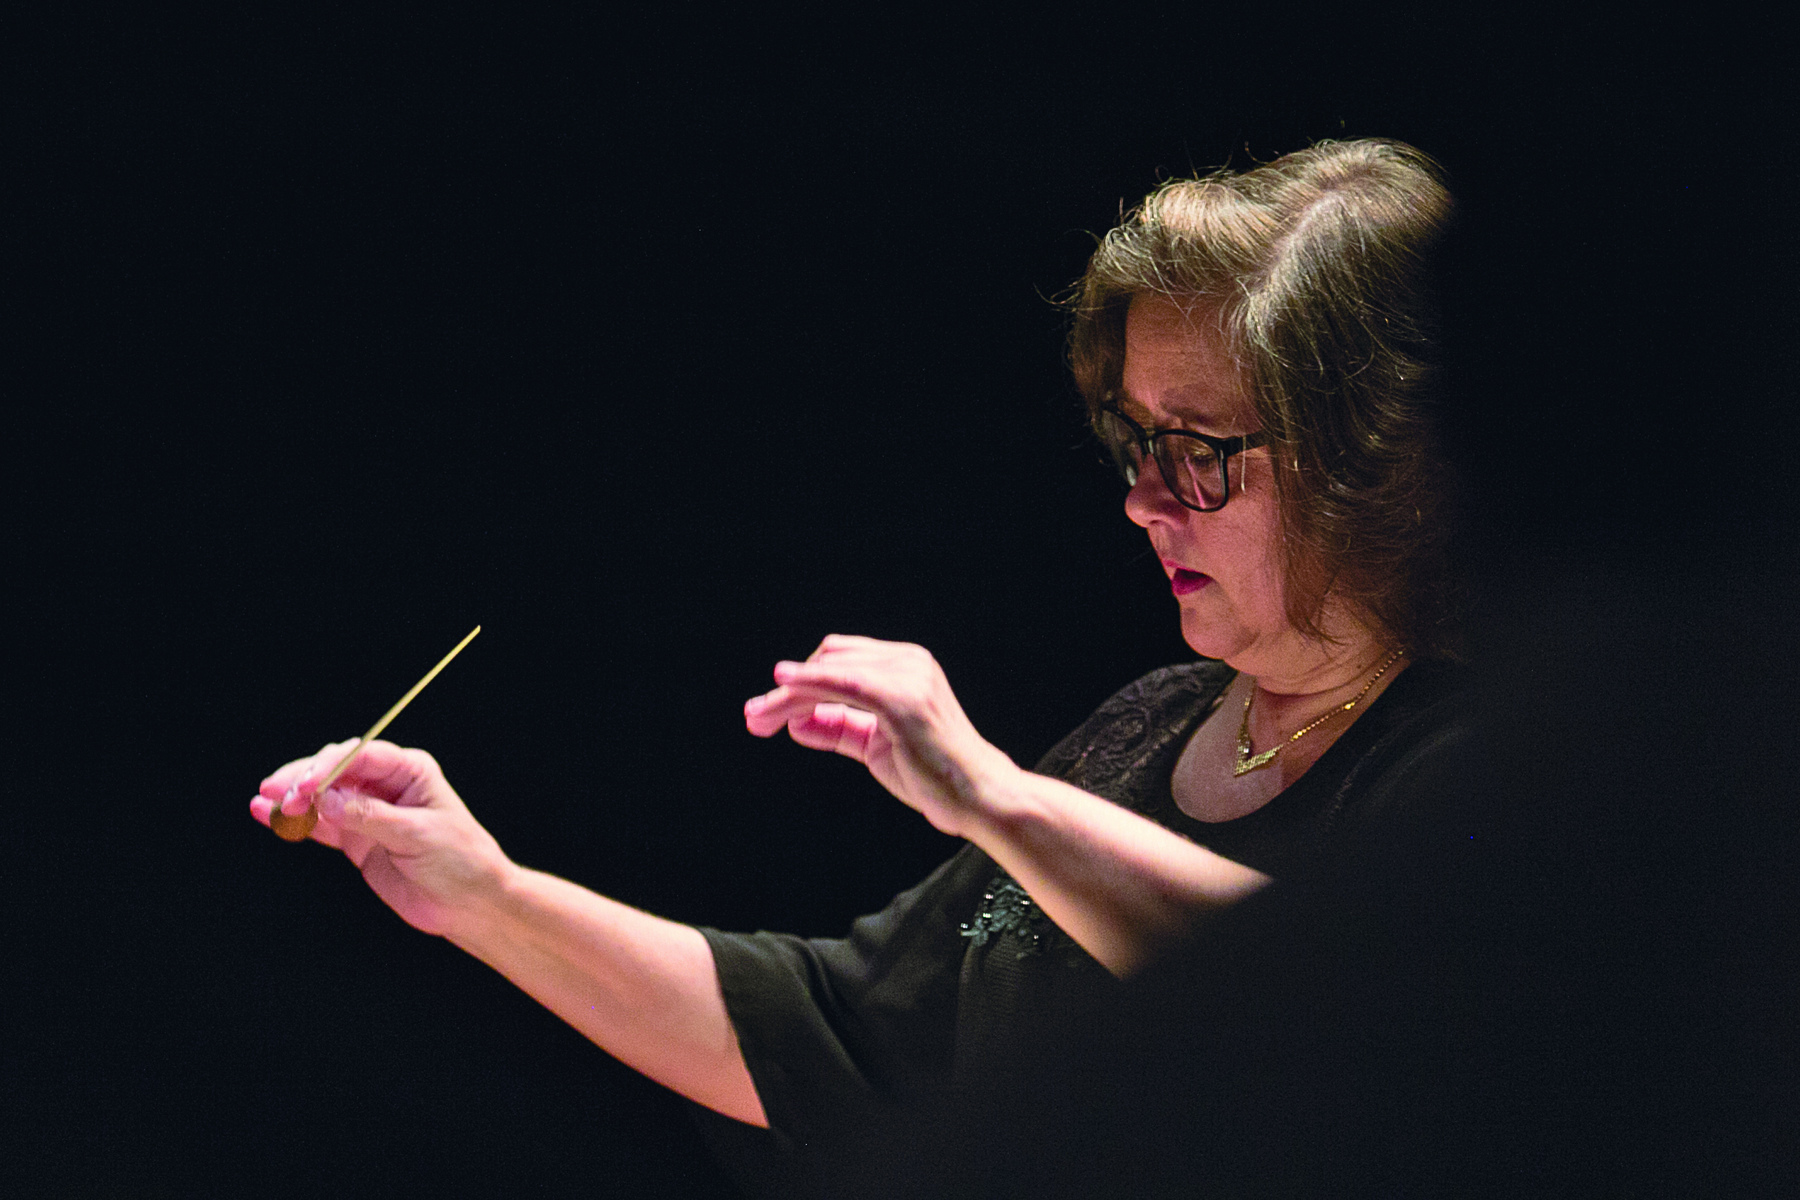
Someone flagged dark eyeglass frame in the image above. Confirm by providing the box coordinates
[1098,404,1272,513]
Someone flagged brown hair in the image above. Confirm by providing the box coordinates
[1068,139,1460,660]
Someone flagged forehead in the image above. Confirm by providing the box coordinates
[1120,294,1247,428]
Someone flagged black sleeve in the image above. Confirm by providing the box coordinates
[687,662,1232,1191]
[694,843,995,1148]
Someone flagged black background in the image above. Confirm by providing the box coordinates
[9,10,1791,1197]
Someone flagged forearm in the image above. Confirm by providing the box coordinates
[964,771,1269,977]
[744,639,1267,974]
[448,865,768,1127]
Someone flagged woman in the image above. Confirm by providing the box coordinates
[252,139,1464,1187]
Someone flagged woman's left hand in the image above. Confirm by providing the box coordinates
[744,635,1020,838]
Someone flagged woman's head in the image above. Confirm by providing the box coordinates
[1070,139,1459,662]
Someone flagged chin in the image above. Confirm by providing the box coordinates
[1179,614,1249,664]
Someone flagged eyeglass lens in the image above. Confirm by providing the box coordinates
[1098,412,1227,510]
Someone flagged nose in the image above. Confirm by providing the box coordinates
[1123,459,1186,529]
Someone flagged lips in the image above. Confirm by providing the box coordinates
[1169,567,1210,596]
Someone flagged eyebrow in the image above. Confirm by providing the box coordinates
[1114,389,1231,434]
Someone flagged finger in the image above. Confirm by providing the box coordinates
[744,693,779,737]
[806,634,877,664]
[802,634,917,667]
[771,661,912,712]
[308,818,350,851]
[745,685,803,736]
[747,684,874,737]
[259,749,331,801]
[264,740,360,814]
[258,756,312,799]
[309,740,442,809]
[250,792,351,849]
[315,784,430,853]
[785,703,879,761]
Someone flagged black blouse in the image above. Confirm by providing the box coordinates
[693,658,1470,1188]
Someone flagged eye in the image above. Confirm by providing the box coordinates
[1167,436,1215,466]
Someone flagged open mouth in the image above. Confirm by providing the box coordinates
[1170,568,1210,596]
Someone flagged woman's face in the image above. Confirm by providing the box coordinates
[1120,294,1294,674]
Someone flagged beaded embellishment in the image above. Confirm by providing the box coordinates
[960,876,1053,956]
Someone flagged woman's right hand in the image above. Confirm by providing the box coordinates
[251,740,513,937]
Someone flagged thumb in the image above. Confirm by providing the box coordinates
[318,786,428,851]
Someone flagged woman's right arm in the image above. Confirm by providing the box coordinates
[251,739,769,1128]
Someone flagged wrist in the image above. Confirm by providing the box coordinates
[442,854,526,947]
[954,748,1043,842]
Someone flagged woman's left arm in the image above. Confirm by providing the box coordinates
[744,636,1268,977]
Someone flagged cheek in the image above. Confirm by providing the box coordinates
[1247,509,1286,603]
[1214,498,1286,610]
[1217,481,1279,555]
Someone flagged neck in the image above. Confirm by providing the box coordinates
[1224,610,1394,698]
[1235,639,1405,757]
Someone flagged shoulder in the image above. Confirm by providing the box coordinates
[1105,661,1237,715]
[1323,658,1480,839]
[1074,661,1237,739]
[1033,660,1235,781]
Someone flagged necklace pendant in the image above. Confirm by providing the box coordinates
[1233,732,1282,777]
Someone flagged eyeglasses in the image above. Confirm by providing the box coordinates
[1096,405,1271,513]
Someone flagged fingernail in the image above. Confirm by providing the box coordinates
[319,789,345,820]
[744,695,764,714]
[773,662,796,681]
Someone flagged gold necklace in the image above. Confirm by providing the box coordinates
[1233,648,1405,777]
